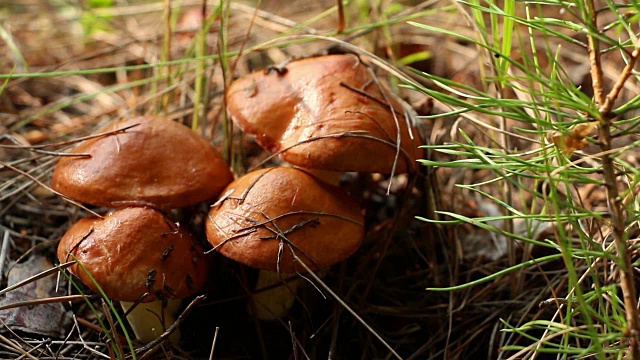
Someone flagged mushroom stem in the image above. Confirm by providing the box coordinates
[250,270,302,321]
[120,299,182,344]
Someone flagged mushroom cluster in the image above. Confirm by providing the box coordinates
[54,54,422,341]
[203,54,423,319]
[53,116,233,343]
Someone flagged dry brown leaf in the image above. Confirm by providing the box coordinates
[548,122,598,155]
[0,256,72,338]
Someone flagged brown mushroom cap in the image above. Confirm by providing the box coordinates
[226,54,423,174]
[205,167,364,273]
[57,207,208,302]
[52,116,234,209]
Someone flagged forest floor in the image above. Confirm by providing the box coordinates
[1,0,639,359]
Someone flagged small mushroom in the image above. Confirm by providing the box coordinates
[205,167,364,319]
[226,54,423,183]
[52,116,234,209]
[58,207,209,344]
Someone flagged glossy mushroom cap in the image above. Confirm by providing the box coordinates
[58,207,208,302]
[205,167,364,273]
[52,116,234,209]
[226,54,423,174]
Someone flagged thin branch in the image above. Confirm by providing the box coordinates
[585,0,605,107]
[598,115,640,360]
[292,253,403,360]
[136,295,206,358]
[0,123,139,150]
[0,333,38,360]
[208,327,219,360]
[249,131,417,172]
[583,2,640,359]
[0,160,101,217]
[600,45,640,115]
[0,295,88,311]
[0,261,75,297]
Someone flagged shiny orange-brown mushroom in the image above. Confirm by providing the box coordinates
[205,167,364,273]
[226,54,423,175]
[58,207,209,343]
[52,116,234,210]
[205,167,364,319]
